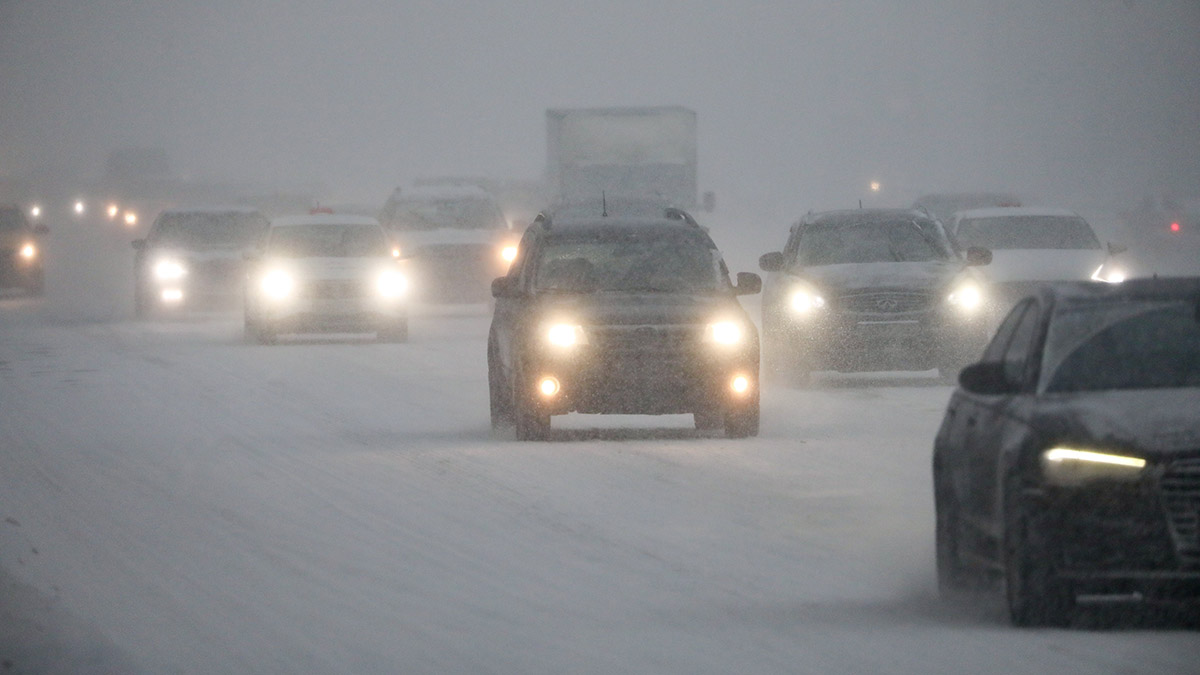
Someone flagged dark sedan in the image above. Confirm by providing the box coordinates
[488,212,761,440]
[933,277,1200,626]
[759,209,992,382]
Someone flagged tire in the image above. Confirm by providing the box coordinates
[1004,480,1073,627]
[377,318,409,343]
[512,363,549,441]
[488,339,514,431]
[724,397,760,438]
[934,468,985,595]
[693,408,723,431]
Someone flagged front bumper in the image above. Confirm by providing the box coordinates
[250,290,407,334]
[776,309,986,371]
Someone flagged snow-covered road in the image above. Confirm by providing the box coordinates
[1,224,1196,673]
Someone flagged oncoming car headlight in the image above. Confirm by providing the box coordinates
[260,269,295,300]
[153,259,187,281]
[544,322,588,347]
[500,244,519,264]
[947,282,983,312]
[1090,264,1126,284]
[705,320,744,345]
[376,269,408,299]
[19,243,36,260]
[1040,447,1146,487]
[789,287,826,313]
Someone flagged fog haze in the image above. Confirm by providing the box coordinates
[3,1,1198,219]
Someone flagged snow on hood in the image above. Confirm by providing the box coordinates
[980,249,1106,284]
[794,260,964,293]
[1033,388,1200,457]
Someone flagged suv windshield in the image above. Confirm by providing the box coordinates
[267,224,389,258]
[1041,299,1200,392]
[151,212,268,249]
[796,219,953,266]
[384,198,505,232]
[955,216,1101,250]
[534,230,724,293]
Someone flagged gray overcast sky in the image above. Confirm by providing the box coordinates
[2,1,1198,219]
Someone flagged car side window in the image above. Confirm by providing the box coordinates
[782,224,802,263]
[1001,302,1041,388]
[980,299,1032,363]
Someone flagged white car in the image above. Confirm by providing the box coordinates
[948,207,1126,312]
[243,214,409,344]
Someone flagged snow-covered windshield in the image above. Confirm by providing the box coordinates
[534,230,724,293]
[150,212,269,250]
[955,215,1101,250]
[796,219,953,266]
[385,198,506,232]
[266,224,389,258]
[1041,299,1200,392]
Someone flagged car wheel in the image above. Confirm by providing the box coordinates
[1004,479,1073,627]
[488,339,514,431]
[724,396,760,438]
[693,407,723,431]
[512,363,549,441]
[378,318,409,343]
[934,468,985,595]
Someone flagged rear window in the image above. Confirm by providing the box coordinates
[151,212,269,249]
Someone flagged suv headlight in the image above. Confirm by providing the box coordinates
[544,322,588,347]
[947,281,983,312]
[260,269,294,300]
[376,269,408,298]
[19,243,36,260]
[1040,447,1146,487]
[153,259,187,281]
[705,320,744,345]
[788,286,826,314]
[500,244,519,264]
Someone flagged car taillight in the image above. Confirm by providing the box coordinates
[1170,221,1181,233]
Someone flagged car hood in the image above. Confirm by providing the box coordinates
[393,228,507,249]
[266,256,395,280]
[148,246,248,263]
[791,261,964,293]
[980,249,1106,284]
[1032,388,1200,457]
[538,291,748,327]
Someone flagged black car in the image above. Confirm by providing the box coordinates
[758,209,993,382]
[487,211,762,440]
[933,278,1200,626]
[132,207,270,317]
[0,204,48,295]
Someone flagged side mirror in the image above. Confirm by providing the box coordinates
[33,224,50,235]
[734,272,762,295]
[758,251,785,272]
[491,275,521,299]
[131,238,146,251]
[957,361,1015,395]
[1107,241,1128,256]
[965,246,992,266]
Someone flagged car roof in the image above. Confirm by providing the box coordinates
[803,208,935,225]
[270,214,382,228]
[954,207,1080,220]
[536,216,710,238]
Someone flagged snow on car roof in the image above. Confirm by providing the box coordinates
[953,207,1080,220]
[270,214,382,228]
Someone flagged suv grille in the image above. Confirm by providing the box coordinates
[1161,458,1200,567]
[589,324,701,357]
[309,279,365,299]
[838,292,933,314]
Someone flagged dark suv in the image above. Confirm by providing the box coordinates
[132,207,270,316]
[759,209,992,381]
[0,204,47,295]
[488,210,762,440]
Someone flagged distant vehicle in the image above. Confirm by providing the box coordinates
[759,209,993,382]
[912,192,1022,226]
[948,207,1127,311]
[132,207,270,317]
[243,214,409,344]
[933,278,1200,626]
[0,204,48,295]
[488,212,762,440]
[378,185,516,303]
[545,106,702,210]
[1122,192,1200,239]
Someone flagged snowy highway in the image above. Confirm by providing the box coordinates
[1,226,1197,673]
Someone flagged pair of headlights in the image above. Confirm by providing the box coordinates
[543,321,745,348]
[257,268,409,301]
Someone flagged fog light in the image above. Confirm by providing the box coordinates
[730,374,751,395]
[161,288,183,303]
[538,376,561,397]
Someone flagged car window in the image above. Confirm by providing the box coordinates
[1041,299,1200,392]
[266,224,389,258]
[980,299,1033,363]
[1002,301,1041,387]
[533,231,724,293]
[954,216,1101,250]
[796,219,953,266]
[151,212,269,249]
[384,197,505,232]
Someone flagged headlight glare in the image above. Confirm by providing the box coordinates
[545,323,587,347]
[19,243,36,260]
[260,269,294,300]
[377,269,408,298]
[153,259,187,281]
[500,244,519,264]
[1041,447,1146,486]
[1090,264,1126,284]
[947,282,982,311]
[706,320,743,345]
[789,288,825,313]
